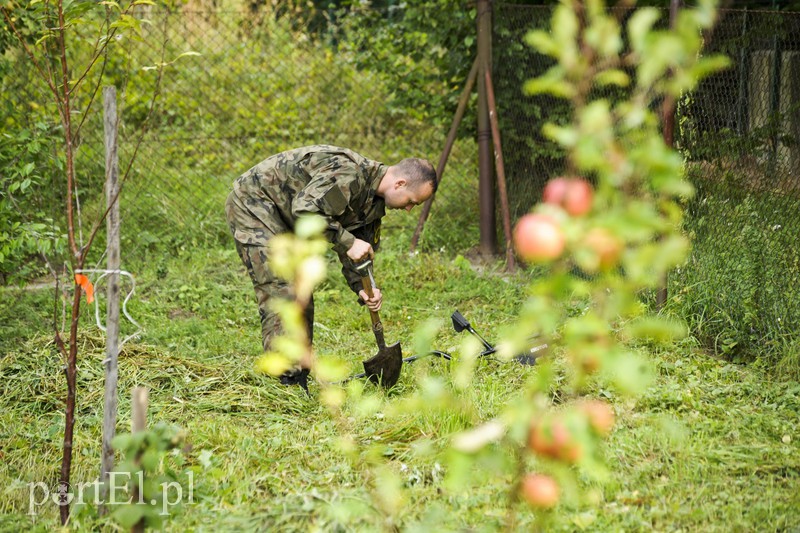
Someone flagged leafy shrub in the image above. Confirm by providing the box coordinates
[0,122,66,283]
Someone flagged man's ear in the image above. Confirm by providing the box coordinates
[394,178,407,189]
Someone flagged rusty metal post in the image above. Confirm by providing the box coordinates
[477,0,497,256]
[410,58,479,252]
[484,68,515,272]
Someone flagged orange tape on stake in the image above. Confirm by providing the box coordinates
[75,273,95,304]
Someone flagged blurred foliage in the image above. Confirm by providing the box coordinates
[443,0,729,527]
[68,422,192,530]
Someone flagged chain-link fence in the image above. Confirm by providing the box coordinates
[105,7,479,260]
[3,2,798,362]
[493,3,800,361]
[678,8,800,360]
[1,4,480,280]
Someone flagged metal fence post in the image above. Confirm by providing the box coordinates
[736,8,749,135]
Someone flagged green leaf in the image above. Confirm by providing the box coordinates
[452,419,505,453]
[315,357,349,382]
[595,69,630,88]
[637,33,684,88]
[542,123,579,147]
[523,66,575,99]
[625,316,688,344]
[256,352,292,376]
[112,504,144,528]
[627,8,660,54]
[174,51,202,60]
[689,55,731,83]
[110,14,141,32]
[602,349,654,396]
[142,448,160,471]
[412,317,443,361]
[524,30,559,57]
[552,4,579,54]
[586,16,622,58]
[295,214,326,238]
[112,433,134,452]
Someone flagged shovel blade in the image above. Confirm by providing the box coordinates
[363,342,402,389]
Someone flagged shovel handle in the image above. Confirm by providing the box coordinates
[356,260,386,347]
[360,274,382,329]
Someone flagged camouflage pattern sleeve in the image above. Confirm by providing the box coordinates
[337,251,364,299]
[337,219,382,299]
[290,155,360,254]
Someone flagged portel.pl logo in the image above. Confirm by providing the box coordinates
[27,471,194,516]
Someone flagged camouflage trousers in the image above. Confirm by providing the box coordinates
[224,191,314,353]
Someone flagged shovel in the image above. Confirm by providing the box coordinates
[355,260,403,389]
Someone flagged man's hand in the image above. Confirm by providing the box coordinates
[347,238,374,263]
[359,287,382,312]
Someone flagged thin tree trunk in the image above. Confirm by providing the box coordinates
[58,287,82,525]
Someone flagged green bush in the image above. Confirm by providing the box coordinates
[0,122,66,283]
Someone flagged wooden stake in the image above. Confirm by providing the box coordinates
[100,85,121,507]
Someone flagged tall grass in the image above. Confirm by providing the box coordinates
[671,167,800,376]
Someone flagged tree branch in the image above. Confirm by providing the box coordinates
[82,16,169,255]
[1,7,62,108]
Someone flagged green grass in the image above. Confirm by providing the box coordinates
[672,174,800,373]
[1,234,799,532]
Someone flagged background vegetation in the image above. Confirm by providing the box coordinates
[1,0,799,530]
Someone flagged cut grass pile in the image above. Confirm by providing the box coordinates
[1,241,798,531]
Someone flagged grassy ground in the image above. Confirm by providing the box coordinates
[1,230,799,531]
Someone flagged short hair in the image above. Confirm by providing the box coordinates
[394,158,438,193]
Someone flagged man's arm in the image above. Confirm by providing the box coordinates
[337,219,383,310]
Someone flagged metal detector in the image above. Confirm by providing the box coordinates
[401,310,547,366]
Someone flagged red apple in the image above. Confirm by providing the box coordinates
[563,179,594,216]
[513,214,565,263]
[528,418,583,463]
[521,474,560,509]
[542,177,570,205]
[578,400,615,437]
[542,177,594,216]
[528,419,555,457]
[584,228,622,271]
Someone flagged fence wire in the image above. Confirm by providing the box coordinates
[3,3,798,362]
[1,6,479,276]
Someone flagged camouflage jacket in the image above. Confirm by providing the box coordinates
[231,145,386,294]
